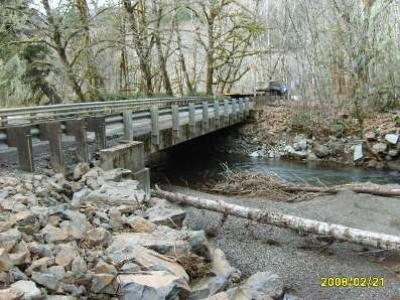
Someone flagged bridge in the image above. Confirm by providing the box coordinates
[0,96,255,191]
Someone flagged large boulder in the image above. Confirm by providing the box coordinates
[108,226,207,256]
[116,271,190,300]
[11,280,41,299]
[146,205,186,229]
[107,244,189,282]
[372,143,388,154]
[83,180,146,206]
[313,144,330,159]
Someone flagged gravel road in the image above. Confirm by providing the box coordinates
[175,186,400,300]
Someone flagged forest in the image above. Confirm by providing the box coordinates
[1,0,399,114]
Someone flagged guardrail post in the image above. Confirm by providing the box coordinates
[232,99,238,123]
[189,102,196,137]
[150,106,159,146]
[214,100,220,128]
[172,104,180,143]
[87,117,106,151]
[244,97,250,116]
[223,100,230,126]
[65,119,89,163]
[39,122,65,174]
[202,101,209,133]
[7,126,34,172]
[123,111,133,141]
[238,98,244,120]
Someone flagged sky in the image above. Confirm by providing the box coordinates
[31,0,116,12]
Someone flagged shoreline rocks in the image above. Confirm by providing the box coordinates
[0,165,283,299]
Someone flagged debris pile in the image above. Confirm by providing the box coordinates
[0,164,284,299]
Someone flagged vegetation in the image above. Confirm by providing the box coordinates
[1,0,399,115]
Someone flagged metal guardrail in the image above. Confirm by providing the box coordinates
[0,97,219,128]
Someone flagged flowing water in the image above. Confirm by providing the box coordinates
[151,138,400,186]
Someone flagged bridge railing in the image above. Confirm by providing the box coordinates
[0,96,253,173]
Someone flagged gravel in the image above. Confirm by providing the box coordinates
[176,186,400,300]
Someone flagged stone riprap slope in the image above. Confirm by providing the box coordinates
[0,165,284,299]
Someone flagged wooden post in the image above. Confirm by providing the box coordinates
[7,126,34,172]
[202,101,209,133]
[150,106,159,146]
[189,102,196,137]
[223,100,230,126]
[214,100,220,128]
[238,98,244,120]
[39,122,65,173]
[232,99,238,122]
[244,98,250,116]
[123,111,133,141]
[65,119,89,163]
[172,104,180,143]
[87,116,106,150]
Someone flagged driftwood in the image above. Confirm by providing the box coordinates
[153,187,400,250]
[283,185,400,197]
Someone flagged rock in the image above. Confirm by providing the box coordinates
[107,245,189,282]
[31,271,60,291]
[25,257,53,275]
[313,144,330,158]
[41,225,69,243]
[9,267,28,281]
[364,132,376,141]
[0,229,21,252]
[91,273,115,293]
[385,134,399,144]
[93,260,117,275]
[70,188,91,208]
[372,143,388,154]
[353,144,364,161]
[13,211,40,234]
[11,280,41,299]
[109,208,123,231]
[55,244,78,268]
[9,242,30,266]
[284,146,307,160]
[210,248,240,282]
[103,168,132,182]
[0,248,14,272]
[83,227,111,247]
[116,271,190,300]
[389,149,399,157]
[0,287,23,300]
[71,256,87,273]
[84,180,146,206]
[48,265,66,280]
[146,205,186,229]
[46,296,77,300]
[124,216,157,233]
[293,135,308,151]
[227,272,283,299]
[190,276,229,299]
[108,227,206,256]
[73,163,90,181]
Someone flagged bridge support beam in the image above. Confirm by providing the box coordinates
[189,103,196,137]
[100,141,150,198]
[65,119,89,163]
[172,105,180,143]
[150,106,160,147]
[7,126,34,172]
[87,117,106,151]
[214,100,220,128]
[123,111,133,141]
[39,122,65,174]
[202,102,209,133]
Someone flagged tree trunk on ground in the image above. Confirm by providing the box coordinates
[153,187,400,250]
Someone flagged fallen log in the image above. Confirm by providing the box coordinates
[282,185,400,197]
[153,187,400,250]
